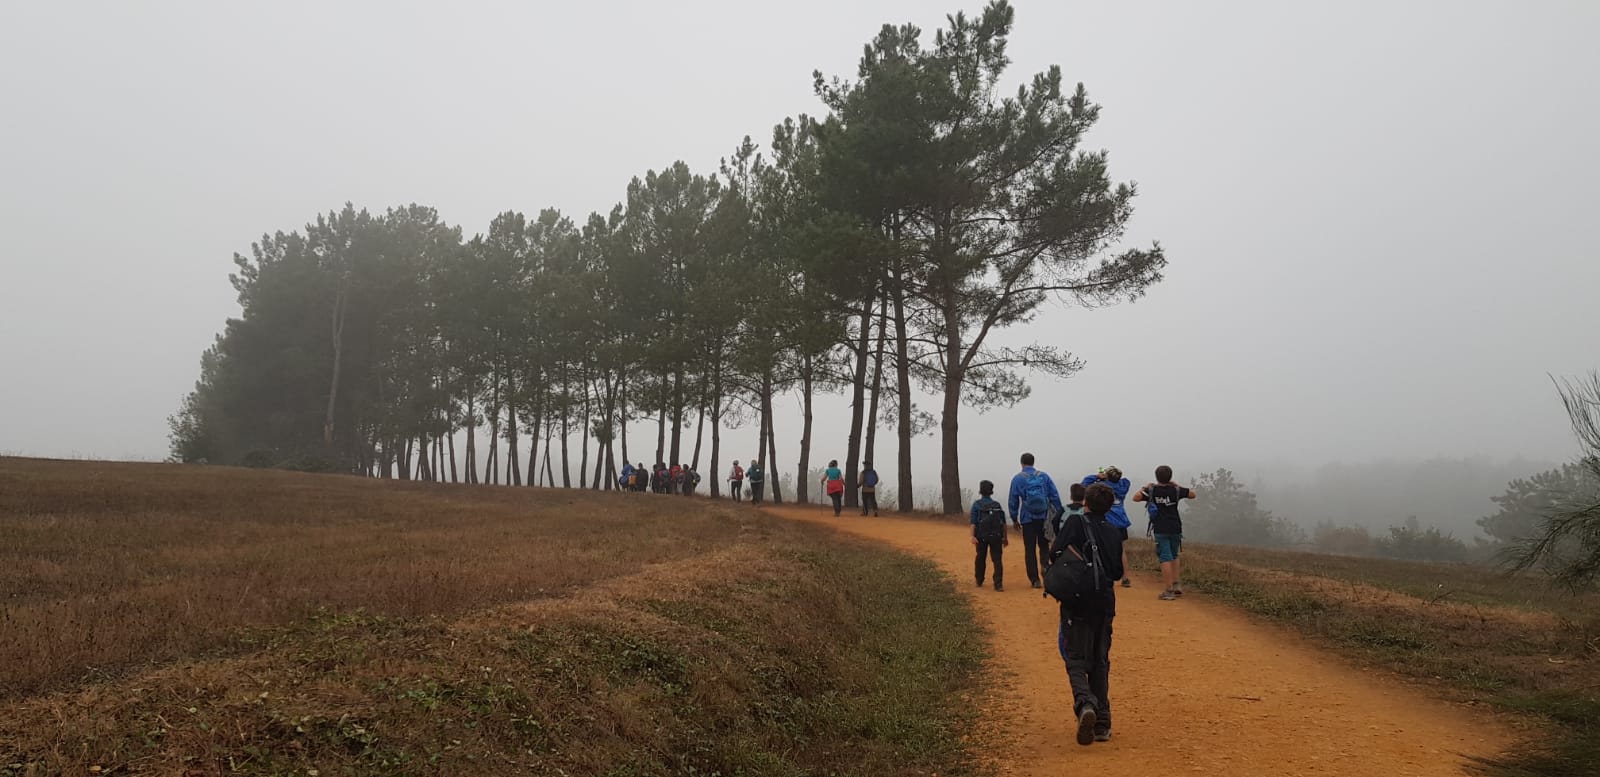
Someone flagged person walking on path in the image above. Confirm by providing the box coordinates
[1083,467,1135,589]
[728,460,744,502]
[859,460,881,516]
[971,479,1008,591]
[747,459,766,505]
[1132,465,1198,600]
[1050,482,1125,745]
[821,459,845,516]
[1008,452,1064,589]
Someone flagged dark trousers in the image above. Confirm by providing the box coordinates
[829,492,842,515]
[730,481,742,501]
[974,539,1003,586]
[1021,521,1050,584]
[860,492,879,515]
[751,482,764,504]
[1058,609,1113,731]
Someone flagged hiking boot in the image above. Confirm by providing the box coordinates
[994,583,1004,592]
[1159,590,1178,601]
[1121,577,1132,588]
[1075,706,1097,746]
[1031,580,1042,589]
[1094,730,1111,743]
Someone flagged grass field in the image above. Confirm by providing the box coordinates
[1123,538,1600,776]
[0,457,986,776]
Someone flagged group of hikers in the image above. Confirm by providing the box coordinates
[970,454,1197,746]
[617,462,703,495]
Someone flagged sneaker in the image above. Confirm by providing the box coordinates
[1173,583,1184,596]
[1031,580,1043,589]
[1075,706,1097,746]
[1159,590,1178,601]
[1094,730,1111,743]
[1121,577,1132,588]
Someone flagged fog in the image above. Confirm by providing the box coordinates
[2,1,1596,535]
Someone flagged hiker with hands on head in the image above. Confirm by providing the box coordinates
[1008,452,1064,590]
[1132,465,1198,600]
[1083,467,1134,589]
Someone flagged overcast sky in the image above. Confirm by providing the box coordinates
[2,1,1596,496]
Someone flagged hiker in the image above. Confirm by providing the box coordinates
[683,465,701,496]
[728,460,744,502]
[1083,467,1135,589]
[619,462,635,491]
[1050,482,1125,746]
[669,463,683,495]
[1008,452,1064,589]
[1132,465,1198,600]
[971,479,1008,591]
[747,459,765,504]
[652,464,668,494]
[634,463,647,492]
[1045,482,1087,549]
[859,459,881,516]
[821,459,845,516]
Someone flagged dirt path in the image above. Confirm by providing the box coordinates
[763,505,1507,776]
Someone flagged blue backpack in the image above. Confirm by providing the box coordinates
[863,469,879,488]
[1022,472,1049,516]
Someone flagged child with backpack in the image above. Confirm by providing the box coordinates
[1083,467,1134,588]
[821,459,845,515]
[970,479,1008,591]
[728,460,744,502]
[1045,482,1087,549]
[1049,482,1125,746]
[1132,465,1198,600]
[859,460,880,516]
[747,459,765,504]
[683,466,701,496]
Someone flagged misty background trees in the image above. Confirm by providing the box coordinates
[167,1,1163,513]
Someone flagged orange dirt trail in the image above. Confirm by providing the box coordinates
[763,504,1508,776]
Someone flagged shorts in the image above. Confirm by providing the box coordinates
[1154,533,1183,563]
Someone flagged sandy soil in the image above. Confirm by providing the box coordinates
[764,504,1511,776]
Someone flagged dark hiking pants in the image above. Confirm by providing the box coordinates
[975,539,1003,587]
[731,481,742,501]
[751,483,764,504]
[1021,520,1050,584]
[1058,609,1113,732]
[829,492,842,515]
[861,492,878,515]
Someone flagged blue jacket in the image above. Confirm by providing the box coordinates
[1008,467,1064,524]
[1082,475,1132,528]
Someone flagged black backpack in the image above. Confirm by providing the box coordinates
[1043,513,1109,602]
[975,502,1007,542]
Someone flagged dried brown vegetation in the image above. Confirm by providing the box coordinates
[0,458,984,776]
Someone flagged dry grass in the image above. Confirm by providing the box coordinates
[1124,538,1600,776]
[0,457,985,776]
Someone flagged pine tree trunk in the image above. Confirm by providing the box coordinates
[527,396,543,487]
[578,376,590,489]
[655,406,667,467]
[865,294,888,466]
[843,291,873,508]
[690,397,706,470]
[465,389,478,485]
[323,285,347,453]
[709,385,722,498]
[764,381,782,504]
[892,248,914,512]
[542,405,556,486]
[939,271,965,514]
[669,368,684,466]
[619,370,630,468]
[506,377,521,487]
[797,353,814,504]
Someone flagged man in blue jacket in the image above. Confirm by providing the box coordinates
[1083,467,1134,588]
[1009,452,1064,589]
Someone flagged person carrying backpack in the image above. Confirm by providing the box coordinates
[970,479,1008,591]
[682,466,701,496]
[728,460,744,502]
[1046,482,1087,549]
[1131,465,1198,600]
[859,460,881,516]
[619,462,635,491]
[747,459,765,504]
[1083,467,1134,589]
[634,463,647,492]
[1049,482,1125,746]
[1008,452,1064,589]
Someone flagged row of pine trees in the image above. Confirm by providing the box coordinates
[169,2,1165,513]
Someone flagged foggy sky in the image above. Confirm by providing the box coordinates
[3,1,1596,508]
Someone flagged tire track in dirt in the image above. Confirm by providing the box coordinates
[763,505,1509,776]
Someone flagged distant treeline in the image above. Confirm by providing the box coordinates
[167,1,1165,514]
